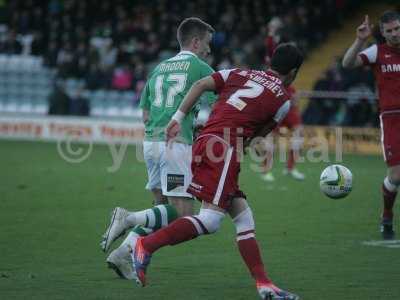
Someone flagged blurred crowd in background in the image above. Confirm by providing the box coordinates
[0,0,392,127]
[303,57,377,127]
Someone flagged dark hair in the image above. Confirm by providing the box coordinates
[270,43,303,75]
[177,17,215,47]
[380,10,400,26]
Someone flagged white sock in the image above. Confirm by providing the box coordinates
[120,226,153,248]
[126,210,147,227]
[384,177,398,193]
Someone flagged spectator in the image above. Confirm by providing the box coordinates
[75,41,89,78]
[111,64,133,90]
[48,81,70,115]
[99,41,118,72]
[0,29,22,54]
[85,64,110,90]
[343,84,376,127]
[69,88,90,116]
[44,40,59,68]
[57,41,75,77]
[31,31,45,56]
[1,0,373,124]
[304,55,378,127]
[3,0,354,78]
[302,71,332,125]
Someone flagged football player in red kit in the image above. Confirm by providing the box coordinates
[132,44,303,300]
[259,84,305,181]
[260,19,305,181]
[343,11,400,239]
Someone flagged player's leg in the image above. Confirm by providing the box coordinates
[106,225,153,280]
[131,137,230,285]
[228,197,299,300]
[284,125,305,180]
[131,135,233,286]
[132,201,225,286]
[168,196,194,216]
[101,141,177,252]
[228,197,270,284]
[144,141,168,205]
[381,164,400,239]
[161,141,195,216]
[121,142,174,233]
[259,133,276,182]
[101,203,179,252]
[137,201,225,253]
[379,113,400,239]
[151,188,168,205]
[103,143,192,280]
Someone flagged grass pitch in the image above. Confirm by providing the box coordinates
[0,140,399,300]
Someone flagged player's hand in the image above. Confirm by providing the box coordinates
[356,15,373,41]
[165,120,181,145]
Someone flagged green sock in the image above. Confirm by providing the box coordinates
[126,204,178,230]
[144,204,178,230]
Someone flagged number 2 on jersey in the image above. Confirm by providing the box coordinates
[154,74,187,108]
[227,80,263,110]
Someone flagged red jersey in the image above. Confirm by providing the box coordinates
[200,69,291,145]
[359,44,400,112]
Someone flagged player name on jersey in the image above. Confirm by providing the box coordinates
[381,64,400,73]
[159,61,191,73]
[248,72,285,97]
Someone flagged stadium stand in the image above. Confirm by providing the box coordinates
[0,0,387,123]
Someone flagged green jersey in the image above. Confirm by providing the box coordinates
[140,51,216,144]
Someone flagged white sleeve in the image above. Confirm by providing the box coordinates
[273,100,291,123]
[359,44,377,64]
[218,69,236,82]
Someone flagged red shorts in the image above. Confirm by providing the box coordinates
[279,105,302,129]
[380,112,400,167]
[187,134,246,210]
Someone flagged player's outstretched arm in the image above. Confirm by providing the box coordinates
[165,76,216,143]
[342,15,373,68]
[179,76,216,115]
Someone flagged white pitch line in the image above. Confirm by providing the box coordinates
[362,240,400,248]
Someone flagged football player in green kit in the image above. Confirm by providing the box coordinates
[101,17,216,280]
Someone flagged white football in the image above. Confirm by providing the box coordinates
[320,164,352,199]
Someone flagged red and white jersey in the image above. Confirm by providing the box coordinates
[200,69,291,145]
[359,44,400,112]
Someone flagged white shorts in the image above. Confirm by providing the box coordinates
[143,141,193,198]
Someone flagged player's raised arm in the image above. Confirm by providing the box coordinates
[342,15,373,68]
[166,76,216,142]
[178,76,216,115]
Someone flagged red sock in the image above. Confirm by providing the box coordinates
[382,183,397,220]
[142,217,199,253]
[260,148,273,173]
[287,149,295,171]
[261,157,268,171]
[237,237,271,284]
